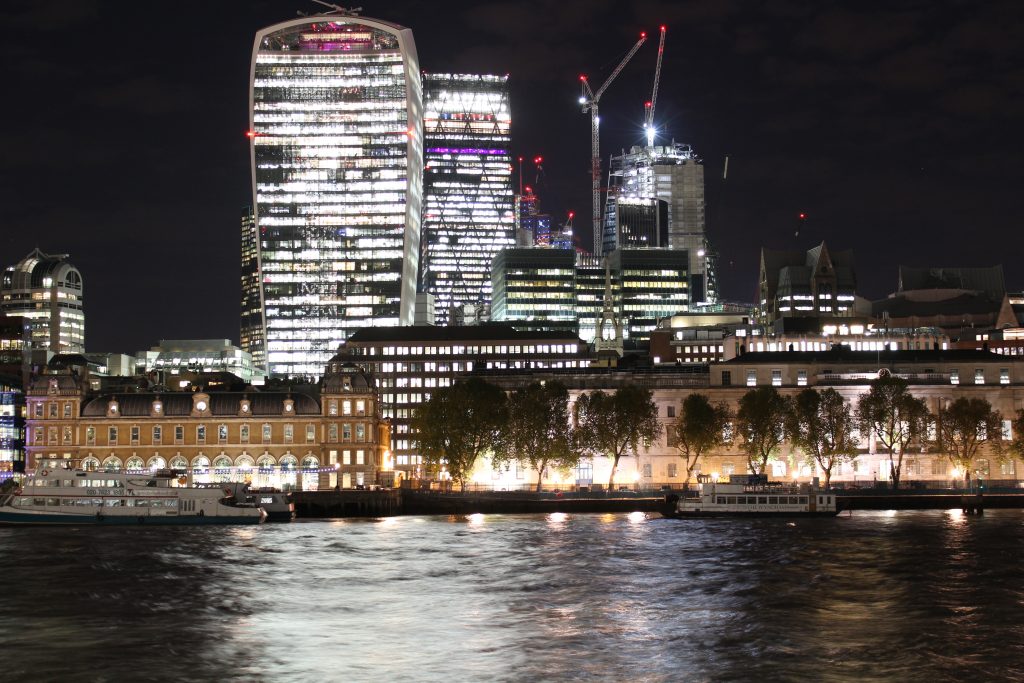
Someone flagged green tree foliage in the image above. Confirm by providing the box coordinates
[496,381,579,491]
[856,375,930,489]
[1012,410,1024,463]
[937,397,1003,484]
[735,386,791,476]
[673,393,731,488]
[785,388,858,488]
[410,377,507,491]
[575,385,661,490]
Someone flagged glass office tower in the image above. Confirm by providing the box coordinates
[421,73,515,326]
[249,15,422,377]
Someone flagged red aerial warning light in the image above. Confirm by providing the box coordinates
[245,130,258,138]
[568,211,575,219]
[525,185,533,193]
[798,212,807,220]
[660,25,667,31]
[533,156,543,164]
[518,156,524,162]
[645,101,652,107]
[641,32,647,38]
[579,74,587,81]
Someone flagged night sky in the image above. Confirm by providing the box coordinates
[2,0,1022,353]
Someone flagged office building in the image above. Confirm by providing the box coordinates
[420,73,515,325]
[337,324,590,477]
[239,206,265,371]
[249,14,423,378]
[491,248,689,343]
[603,143,713,302]
[491,248,578,335]
[1,248,85,358]
[758,242,857,327]
[137,339,262,385]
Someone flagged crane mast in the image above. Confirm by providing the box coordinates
[644,25,667,147]
[579,32,647,255]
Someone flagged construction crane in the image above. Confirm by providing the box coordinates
[579,31,648,255]
[644,25,667,147]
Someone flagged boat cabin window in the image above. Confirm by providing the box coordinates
[758,497,768,505]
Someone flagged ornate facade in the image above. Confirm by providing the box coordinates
[24,363,390,490]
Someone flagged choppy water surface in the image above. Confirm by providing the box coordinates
[2,510,1023,682]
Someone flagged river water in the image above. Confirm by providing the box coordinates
[2,510,1023,682]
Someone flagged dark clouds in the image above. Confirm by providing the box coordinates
[1,0,1022,353]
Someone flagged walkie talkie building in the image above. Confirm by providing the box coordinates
[249,15,422,378]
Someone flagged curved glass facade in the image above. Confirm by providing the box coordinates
[250,17,422,378]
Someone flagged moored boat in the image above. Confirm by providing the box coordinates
[0,466,266,525]
[665,474,839,518]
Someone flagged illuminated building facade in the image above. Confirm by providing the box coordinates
[24,363,390,490]
[250,15,423,378]
[1,249,85,357]
[758,242,856,326]
[337,324,589,477]
[603,143,714,303]
[420,73,515,326]
[491,248,578,336]
[491,248,688,342]
[239,206,265,372]
[137,339,262,385]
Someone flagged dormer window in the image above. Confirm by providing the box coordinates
[239,399,251,417]
[283,399,295,414]
[48,378,59,395]
[152,400,163,417]
[107,400,120,418]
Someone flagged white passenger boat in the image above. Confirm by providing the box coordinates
[667,474,839,517]
[0,467,266,525]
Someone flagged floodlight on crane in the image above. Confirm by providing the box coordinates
[579,31,648,255]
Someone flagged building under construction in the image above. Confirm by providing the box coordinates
[602,142,717,305]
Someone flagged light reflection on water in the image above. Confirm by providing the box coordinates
[1,510,1023,682]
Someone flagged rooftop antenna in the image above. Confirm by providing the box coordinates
[311,1,362,15]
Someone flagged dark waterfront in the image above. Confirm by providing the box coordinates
[2,511,1023,682]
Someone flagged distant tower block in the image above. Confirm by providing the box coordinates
[1,248,85,356]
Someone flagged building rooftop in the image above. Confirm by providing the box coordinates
[724,347,1008,364]
[344,323,584,344]
[81,392,320,418]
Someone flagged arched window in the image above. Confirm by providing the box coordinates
[125,456,145,471]
[192,454,211,470]
[213,455,232,469]
[280,454,298,470]
[301,455,319,470]
[148,456,167,470]
[236,454,255,470]
[256,455,276,470]
[169,455,188,470]
[81,456,100,472]
[101,456,122,472]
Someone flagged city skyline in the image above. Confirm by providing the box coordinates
[2,0,1022,353]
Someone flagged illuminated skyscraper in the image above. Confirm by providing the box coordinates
[239,206,265,371]
[603,142,715,303]
[421,73,514,326]
[250,14,422,377]
[1,248,85,356]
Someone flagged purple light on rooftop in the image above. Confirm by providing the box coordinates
[425,147,508,155]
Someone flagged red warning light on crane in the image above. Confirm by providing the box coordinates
[533,156,543,164]
[245,130,259,138]
[660,25,667,31]
[641,32,647,38]
[798,212,807,220]
[568,211,575,219]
